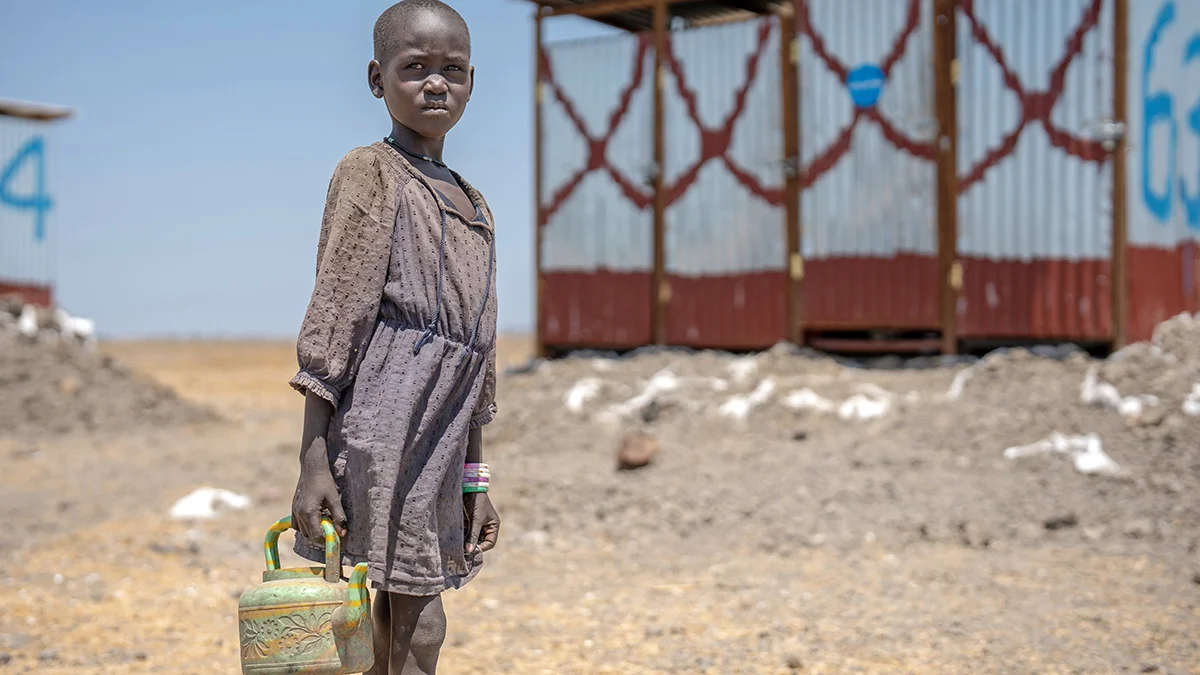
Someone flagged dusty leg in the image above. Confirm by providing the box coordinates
[387,593,447,675]
[365,588,391,675]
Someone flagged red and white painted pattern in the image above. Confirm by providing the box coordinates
[539,33,654,348]
[956,0,1116,341]
[795,0,941,331]
[662,17,787,348]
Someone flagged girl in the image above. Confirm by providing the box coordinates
[289,2,499,673]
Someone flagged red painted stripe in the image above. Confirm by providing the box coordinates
[541,271,652,349]
[665,272,787,349]
[802,255,940,330]
[0,282,52,307]
[1128,243,1200,343]
[957,257,1112,340]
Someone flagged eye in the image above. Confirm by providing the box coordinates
[446,65,462,71]
[406,62,424,70]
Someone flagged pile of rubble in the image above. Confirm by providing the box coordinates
[489,312,1200,560]
[0,297,216,438]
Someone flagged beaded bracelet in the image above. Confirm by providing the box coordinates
[464,462,490,494]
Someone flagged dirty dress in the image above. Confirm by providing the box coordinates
[289,141,497,596]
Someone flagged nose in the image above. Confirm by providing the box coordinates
[424,75,448,95]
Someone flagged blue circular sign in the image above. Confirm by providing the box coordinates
[847,63,885,109]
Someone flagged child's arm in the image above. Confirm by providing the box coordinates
[289,148,393,539]
[292,391,345,540]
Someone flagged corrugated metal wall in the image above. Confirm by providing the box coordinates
[0,116,56,305]
[956,0,1115,341]
[795,0,940,331]
[535,1,1198,353]
[539,32,655,348]
[662,17,787,348]
[1125,0,1200,342]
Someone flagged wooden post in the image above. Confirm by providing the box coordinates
[779,4,803,346]
[1111,0,1129,350]
[534,8,548,358]
[652,0,668,346]
[933,0,959,355]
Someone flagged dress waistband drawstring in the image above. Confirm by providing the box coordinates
[383,138,494,364]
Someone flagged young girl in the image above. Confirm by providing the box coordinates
[288,2,499,672]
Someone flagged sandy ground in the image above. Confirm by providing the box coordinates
[1,334,1198,674]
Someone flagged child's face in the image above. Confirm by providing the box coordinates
[369,9,473,140]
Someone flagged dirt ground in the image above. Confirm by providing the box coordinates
[1,330,1199,674]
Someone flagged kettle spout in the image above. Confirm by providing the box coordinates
[333,562,372,639]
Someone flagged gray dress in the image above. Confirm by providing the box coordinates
[289,141,497,596]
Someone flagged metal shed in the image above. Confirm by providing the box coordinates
[530,0,1199,355]
[0,98,72,307]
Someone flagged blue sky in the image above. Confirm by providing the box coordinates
[0,1,614,338]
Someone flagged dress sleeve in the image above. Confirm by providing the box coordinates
[470,348,498,428]
[289,148,392,408]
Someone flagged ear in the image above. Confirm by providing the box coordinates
[368,60,385,99]
[467,65,475,100]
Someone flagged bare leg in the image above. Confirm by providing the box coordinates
[365,589,392,675]
[386,592,446,675]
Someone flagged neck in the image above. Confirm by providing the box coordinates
[388,123,445,163]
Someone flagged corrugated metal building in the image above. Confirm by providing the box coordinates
[532,0,1196,354]
[0,99,71,307]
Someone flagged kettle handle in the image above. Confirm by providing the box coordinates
[264,516,342,584]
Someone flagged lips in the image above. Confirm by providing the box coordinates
[423,102,449,112]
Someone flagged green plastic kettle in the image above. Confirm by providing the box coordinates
[237,516,374,674]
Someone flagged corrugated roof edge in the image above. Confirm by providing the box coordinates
[0,98,74,121]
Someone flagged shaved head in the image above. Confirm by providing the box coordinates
[373,0,470,66]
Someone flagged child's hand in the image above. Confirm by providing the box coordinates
[464,492,500,556]
[292,440,348,540]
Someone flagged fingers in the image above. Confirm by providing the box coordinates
[466,501,484,556]
[326,495,349,538]
[478,518,499,553]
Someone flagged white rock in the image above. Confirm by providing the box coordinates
[1182,384,1200,417]
[718,378,776,420]
[838,394,891,421]
[782,388,836,413]
[945,366,975,401]
[563,378,602,414]
[169,487,252,520]
[1003,432,1124,477]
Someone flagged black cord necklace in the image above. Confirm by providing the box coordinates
[384,135,447,169]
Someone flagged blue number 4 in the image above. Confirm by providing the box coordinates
[0,136,52,242]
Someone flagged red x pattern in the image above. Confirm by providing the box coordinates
[957,0,1108,192]
[795,0,935,189]
[539,20,783,225]
[538,36,655,225]
[539,1,1106,224]
[661,19,783,207]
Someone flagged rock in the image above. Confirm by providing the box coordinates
[957,521,992,549]
[0,653,10,665]
[38,649,58,662]
[1043,513,1079,531]
[1192,571,1200,586]
[1123,519,1156,540]
[59,375,82,396]
[785,654,804,670]
[1148,474,1184,495]
[791,430,809,442]
[617,432,660,471]
[1016,523,1045,541]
